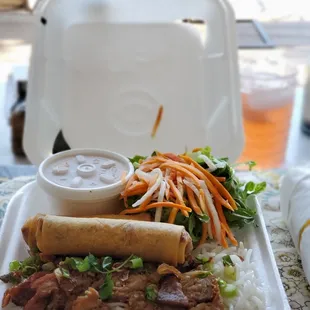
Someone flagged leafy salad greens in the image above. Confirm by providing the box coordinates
[128,146,266,243]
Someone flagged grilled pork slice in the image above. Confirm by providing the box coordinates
[1,267,224,310]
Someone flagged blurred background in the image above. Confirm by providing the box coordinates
[1,0,310,174]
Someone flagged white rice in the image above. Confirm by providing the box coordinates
[192,242,266,310]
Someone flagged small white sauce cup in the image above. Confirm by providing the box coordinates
[37,149,134,216]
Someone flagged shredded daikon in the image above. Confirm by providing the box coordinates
[200,180,222,243]
[177,174,184,197]
[135,169,152,183]
[132,169,163,208]
[198,154,217,172]
[183,178,200,197]
[154,181,166,222]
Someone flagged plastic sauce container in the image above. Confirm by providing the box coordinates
[37,149,134,216]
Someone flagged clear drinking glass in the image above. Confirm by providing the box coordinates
[238,57,298,169]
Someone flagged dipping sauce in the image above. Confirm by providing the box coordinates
[43,154,128,189]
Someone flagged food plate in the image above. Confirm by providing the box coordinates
[0,181,289,310]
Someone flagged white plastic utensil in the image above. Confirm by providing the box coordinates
[280,166,310,285]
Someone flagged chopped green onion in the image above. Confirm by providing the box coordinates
[63,257,90,272]
[222,255,234,267]
[130,257,143,269]
[22,266,38,277]
[218,279,227,288]
[9,260,21,272]
[220,283,238,298]
[42,262,56,272]
[197,271,212,278]
[196,254,210,264]
[76,257,90,272]
[224,265,236,281]
[145,284,157,301]
[102,256,113,270]
[203,262,214,272]
[60,267,70,279]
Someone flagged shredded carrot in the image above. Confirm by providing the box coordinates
[126,187,149,197]
[145,202,191,212]
[151,105,164,138]
[160,162,201,187]
[127,181,147,190]
[139,163,161,172]
[123,174,137,194]
[222,223,238,246]
[186,186,202,215]
[168,180,184,205]
[198,190,213,239]
[170,170,177,181]
[168,208,178,224]
[121,150,238,247]
[140,196,153,208]
[215,200,238,246]
[167,179,188,218]
[140,157,167,167]
[199,223,208,246]
[198,189,208,214]
[192,147,202,152]
[120,207,146,215]
[221,225,229,248]
[181,155,237,210]
[179,156,235,211]
[215,200,228,226]
[163,153,184,162]
[120,201,191,215]
[211,221,216,239]
[125,183,148,196]
[120,196,152,214]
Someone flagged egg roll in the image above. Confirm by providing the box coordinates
[21,214,193,266]
[21,213,151,250]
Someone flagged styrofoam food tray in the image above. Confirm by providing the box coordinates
[0,181,290,310]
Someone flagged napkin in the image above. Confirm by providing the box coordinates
[280,165,310,284]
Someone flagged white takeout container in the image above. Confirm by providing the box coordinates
[0,0,289,308]
[23,0,244,165]
[0,191,290,309]
[36,148,134,216]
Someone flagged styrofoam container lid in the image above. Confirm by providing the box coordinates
[24,0,244,165]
